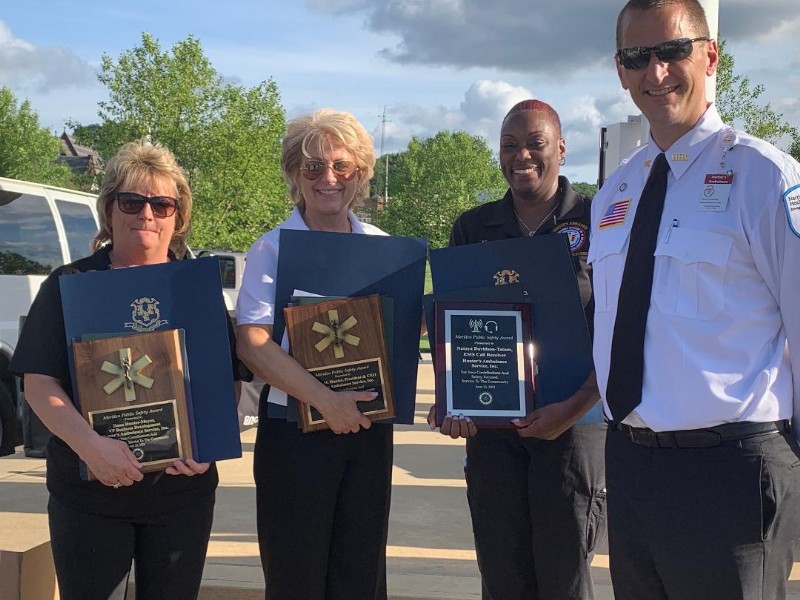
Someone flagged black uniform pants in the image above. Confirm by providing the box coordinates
[606,425,800,600]
[466,423,607,600]
[254,418,393,600]
[48,492,215,600]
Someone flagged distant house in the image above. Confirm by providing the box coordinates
[356,196,387,223]
[58,133,103,178]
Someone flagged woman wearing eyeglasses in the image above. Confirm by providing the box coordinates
[236,108,391,600]
[11,139,239,600]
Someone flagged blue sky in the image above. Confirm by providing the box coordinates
[2,0,799,185]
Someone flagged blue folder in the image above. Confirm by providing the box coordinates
[59,257,242,463]
[430,234,602,423]
[275,230,427,424]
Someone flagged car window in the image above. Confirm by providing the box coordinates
[56,199,99,262]
[0,191,61,274]
[219,256,236,288]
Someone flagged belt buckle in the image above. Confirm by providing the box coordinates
[631,427,657,446]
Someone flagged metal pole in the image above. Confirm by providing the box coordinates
[379,106,390,204]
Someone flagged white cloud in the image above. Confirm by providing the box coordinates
[0,20,95,93]
[361,79,618,183]
[305,0,800,79]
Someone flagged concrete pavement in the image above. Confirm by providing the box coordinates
[2,358,800,599]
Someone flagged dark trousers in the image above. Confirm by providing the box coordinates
[606,425,800,600]
[466,423,607,600]
[254,418,393,600]
[48,493,215,600]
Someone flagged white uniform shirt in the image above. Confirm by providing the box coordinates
[236,206,387,406]
[590,105,800,431]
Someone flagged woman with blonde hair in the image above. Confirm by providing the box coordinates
[11,138,239,600]
[237,108,392,600]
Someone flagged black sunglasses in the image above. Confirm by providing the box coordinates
[616,37,710,70]
[115,192,179,218]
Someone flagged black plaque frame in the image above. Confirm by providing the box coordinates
[434,301,535,428]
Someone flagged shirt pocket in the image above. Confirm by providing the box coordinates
[652,227,732,320]
[587,229,630,313]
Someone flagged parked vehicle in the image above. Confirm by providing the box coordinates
[0,177,99,455]
[196,250,246,312]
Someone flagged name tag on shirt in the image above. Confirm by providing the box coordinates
[699,173,733,212]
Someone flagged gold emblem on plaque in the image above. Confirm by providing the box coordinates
[493,269,520,286]
[311,309,360,359]
[125,297,169,332]
[101,348,155,401]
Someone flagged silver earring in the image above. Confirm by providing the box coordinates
[559,157,566,166]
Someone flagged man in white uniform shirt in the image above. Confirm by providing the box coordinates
[590,0,800,598]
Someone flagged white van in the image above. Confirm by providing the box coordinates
[195,250,246,312]
[0,176,99,454]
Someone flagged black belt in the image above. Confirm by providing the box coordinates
[614,420,789,448]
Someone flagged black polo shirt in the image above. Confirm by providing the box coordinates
[449,176,594,333]
[11,247,228,517]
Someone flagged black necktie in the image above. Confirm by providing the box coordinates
[606,152,670,424]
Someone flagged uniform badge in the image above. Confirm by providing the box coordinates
[619,183,627,192]
[672,152,690,161]
[552,221,589,254]
[125,297,169,332]
[598,199,632,229]
[493,269,520,285]
[782,184,800,238]
[699,172,734,212]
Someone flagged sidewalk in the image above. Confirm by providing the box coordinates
[2,359,800,599]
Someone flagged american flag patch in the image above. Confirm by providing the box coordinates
[598,199,632,229]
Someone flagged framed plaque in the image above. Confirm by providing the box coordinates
[284,294,395,432]
[72,329,193,479]
[430,235,600,424]
[434,301,535,428]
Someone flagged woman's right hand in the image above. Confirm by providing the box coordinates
[317,390,374,434]
[426,406,477,439]
[79,434,144,488]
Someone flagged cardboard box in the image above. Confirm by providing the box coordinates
[0,514,59,600]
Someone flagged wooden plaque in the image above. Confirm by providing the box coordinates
[72,329,193,479]
[284,294,395,432]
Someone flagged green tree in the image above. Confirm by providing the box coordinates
[716,40,797,146]
[72,33,289,251]
[375,131,506,248]
[570,182,597,198]
[0,86,73,186]
[790,137,800,163]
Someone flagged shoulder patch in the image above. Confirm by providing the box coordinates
[783,184,800,238]
[552,221,589,254]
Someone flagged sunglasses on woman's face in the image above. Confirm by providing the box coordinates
[300,160,359,181]
[115,192,179,218]
[616,37,710,70]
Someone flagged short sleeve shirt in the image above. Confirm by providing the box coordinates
[236,207,387,407]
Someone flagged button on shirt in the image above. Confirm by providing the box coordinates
[589,105,800,431]
[235,206,387,407]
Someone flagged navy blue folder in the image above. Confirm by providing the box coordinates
[430,234,602,423]
[59,257,242,463]
[275,230,427,424]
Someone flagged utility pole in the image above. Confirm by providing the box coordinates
[379,106,390,205]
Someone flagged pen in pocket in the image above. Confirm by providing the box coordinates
[665,218,679,243]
